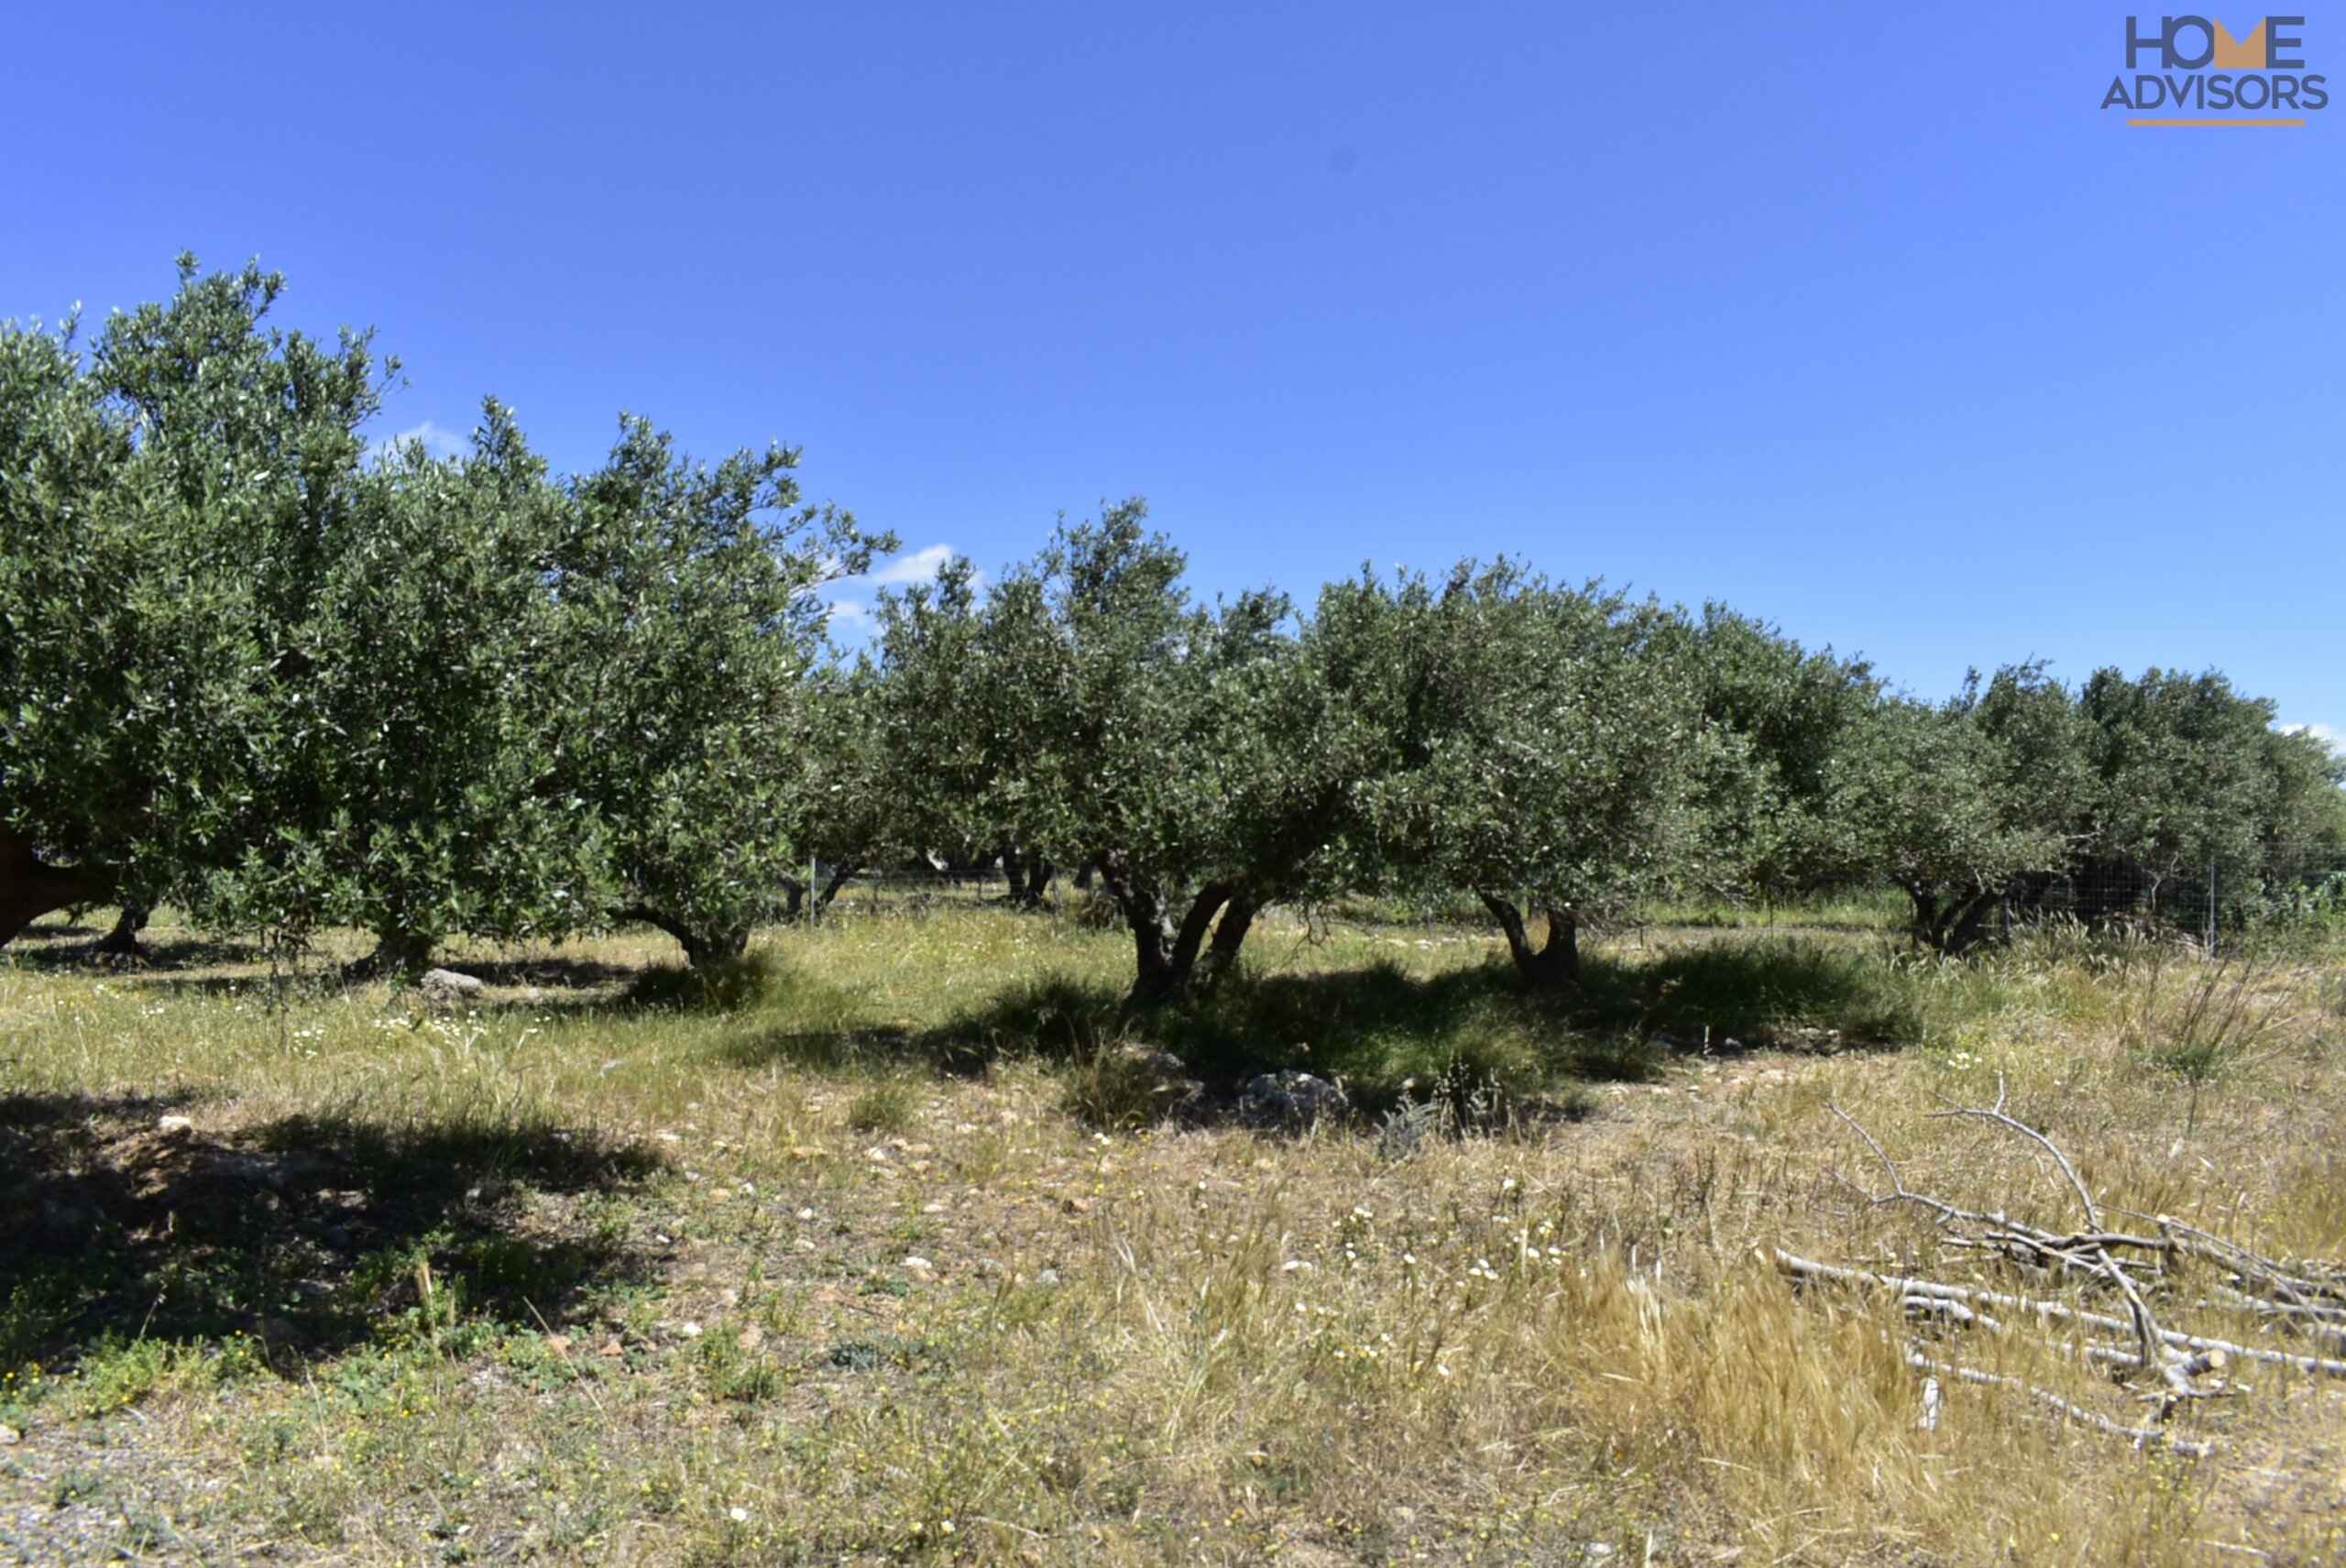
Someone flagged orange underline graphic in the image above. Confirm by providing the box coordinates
[2128,116,2306,126]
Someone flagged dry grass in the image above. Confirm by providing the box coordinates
[0,905,2342,1564]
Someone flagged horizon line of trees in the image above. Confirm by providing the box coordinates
[5,261,2342,1001]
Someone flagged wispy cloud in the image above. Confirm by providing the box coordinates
[821,542,962,641]
[825,598,879,636]
[2282,721,2343,754]
[866,543,957,587]
[368,419,469,464]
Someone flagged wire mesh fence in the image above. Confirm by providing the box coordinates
[2005,843,2346,954]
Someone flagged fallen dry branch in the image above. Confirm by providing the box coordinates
[1902,1349,2216,1458]
[1778,1075,2346,1460]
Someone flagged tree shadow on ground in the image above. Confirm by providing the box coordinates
[0,1094,662,1376]
[729,936,1927,1124]
[3,924,264,974]
[442,953,644,992]
[740,960,1644,1111]
[1573,935,1926,1055]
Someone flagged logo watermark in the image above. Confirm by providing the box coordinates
[2102,15,2328,123]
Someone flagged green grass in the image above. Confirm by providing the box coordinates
[1,903,2343,1563]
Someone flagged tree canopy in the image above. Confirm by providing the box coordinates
[5,259,2340,975]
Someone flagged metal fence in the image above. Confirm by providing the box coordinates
[2004,843,2346,954]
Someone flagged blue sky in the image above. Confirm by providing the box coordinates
[4,2,2339,741]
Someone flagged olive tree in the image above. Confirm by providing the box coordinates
[1831,665,2085,951]
[0,258,394,948]
[297,405,609,972]
[1315,563,1705,989]
[875,503,1331,1003]
[2072,667,2340,916]
[555,418,886,966]
[1680,606,1882,903]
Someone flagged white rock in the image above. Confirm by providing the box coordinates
[418,968,486,1001]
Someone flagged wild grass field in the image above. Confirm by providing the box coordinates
[2,899,2343,1565]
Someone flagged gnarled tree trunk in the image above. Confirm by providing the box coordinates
[94,904,151,959]
[621,905,751,969]
[1902,881,2007,955]
[1478,890,1580,989]
[1193,890,1257,989]
[1091,853,1257,1007]
[0,828,110,949]
[352,929,436,981]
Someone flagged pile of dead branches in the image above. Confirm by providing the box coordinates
[1775,1074,2346,1459]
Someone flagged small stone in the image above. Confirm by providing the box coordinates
[1060,1197,1091,1215]
[1036,1267,1061,1285]
[1238,1070,1350,1131]
[543,1334,573,1354]
[156,1115,194,1135]
[0,1423,20,1445]
[903,1255,935,1274]
[418,968,486,1004]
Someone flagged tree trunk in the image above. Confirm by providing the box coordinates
[1092,853,1237,1007]
[1193,891,1258,989]
[0,828,110,949]
[817,864,857,914]
[1941,889,2003,955]
[1904,882,2009,954]
[621,905,750,969]
[352,929,435,981]
[1902,884,1943,948]
[1478,891,1580,989]
[999,845,1053,908]
[93,904,151,959]
[779,877,808,923]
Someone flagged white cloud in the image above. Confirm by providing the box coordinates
[825,599,878,635]
[818,542,963,642]
[368,420,469,464]
[866,543,957,587]
[2282,721,2343,754]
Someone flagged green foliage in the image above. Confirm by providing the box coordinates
[1310,562,1706,983]
[876,502,1325,1001]
[1831,669,2082,951]
[6,258,2339,977]
[1678,606,1881,901]
[558,419,888,964]
[2,258,395,931]
[2,259,885,967]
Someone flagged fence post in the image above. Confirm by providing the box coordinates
[2206,857,2218,957]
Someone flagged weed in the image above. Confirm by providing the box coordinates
[845,1075,919,1134]
[2119,949,2301,1084]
